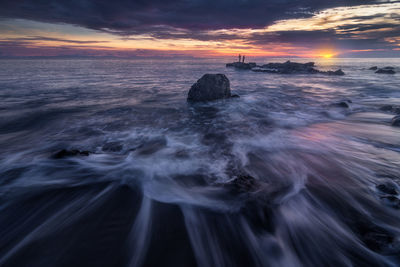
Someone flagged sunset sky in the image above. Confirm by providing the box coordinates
[0,0,399,58]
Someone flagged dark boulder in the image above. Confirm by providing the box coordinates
[383,66,395,70]
[376,69,396,74]
[187,74,231,102]
[369,66,378,70]
[53,149,90,159]
[391,115,400,126]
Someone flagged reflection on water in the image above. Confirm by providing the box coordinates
[0,58,400,267]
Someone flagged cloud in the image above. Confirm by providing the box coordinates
[0,0,382,34]
[3,36,109,44]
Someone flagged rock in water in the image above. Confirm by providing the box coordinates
[376,69,396,74]
[391,115,400,126]
[187,74,231,102]
[369,66,378,70]
[53,149,90,159]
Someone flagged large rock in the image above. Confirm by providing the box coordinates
[187,74,231,102]
[249,61,344,75]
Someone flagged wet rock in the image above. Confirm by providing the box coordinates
[369,66,378,70]
[376,68,396,74]
[383,66,395,70]
[391,115,400,126]
[334,100,352,108]
[102,142,123,152]
[380,195,400,209]
[231,94,240,98]
[135,137,167,155]
[226,62,257,70]
[363,231,397,253]
[53,149,90,159]
[380,105,400,114]
[326,69,345,76]
[187,74,231,102]
[376,183,398,195]
[250,61,344,75]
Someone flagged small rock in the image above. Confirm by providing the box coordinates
[383,66,395,70]
[376,69,396,74]
[334,100,352,108]
[369,66,378,70]
[380,105,400,114]
[391,115,400,126]
[187,74,231,102]
[231,94,240,98]
[326,69,345,76]
[53,149,90,159]
[380,105,394,112]
[376,183,398,195]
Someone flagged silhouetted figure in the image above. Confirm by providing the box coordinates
[239,54,241,63]
[242,55,245,63]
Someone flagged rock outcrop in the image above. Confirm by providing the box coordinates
[227,60,345,75]
[187,74,232,102]
[226,62,257,69]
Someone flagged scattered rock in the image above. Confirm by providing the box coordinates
[376,69,396,74]
[369,66,378,70]
[102,142,123,152]
[53,149,90,159]
[391,115,400,126]
[187,74,231,102]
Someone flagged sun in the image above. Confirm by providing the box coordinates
[322,53,333,58]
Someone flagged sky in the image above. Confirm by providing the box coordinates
[0,0,399,58]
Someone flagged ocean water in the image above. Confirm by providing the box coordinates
[0,58,399,267]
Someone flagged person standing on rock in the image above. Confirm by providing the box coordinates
[242,55,245,63]
[239,54,241,63]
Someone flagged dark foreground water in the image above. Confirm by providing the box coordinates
[0,58,400,267]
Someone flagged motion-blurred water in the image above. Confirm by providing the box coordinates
[0,58,399,267]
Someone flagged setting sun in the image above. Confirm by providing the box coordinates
[322,53,334,58]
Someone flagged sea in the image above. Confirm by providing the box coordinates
[0,58,399,267]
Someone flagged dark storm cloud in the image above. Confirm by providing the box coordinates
[0,0,382,34]
[3,36,108,44]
